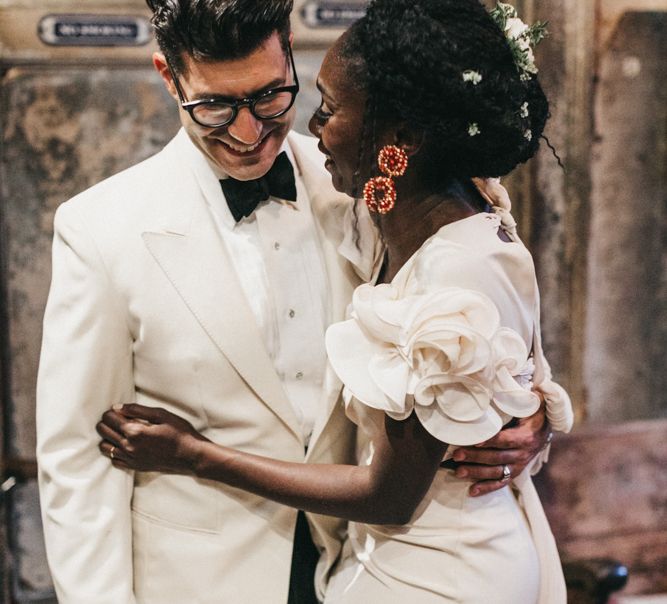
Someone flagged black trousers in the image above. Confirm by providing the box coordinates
[287,511,320,604]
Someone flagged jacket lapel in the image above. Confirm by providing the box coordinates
[142,132,303,443]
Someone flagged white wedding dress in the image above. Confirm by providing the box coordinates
[323,207,572,604]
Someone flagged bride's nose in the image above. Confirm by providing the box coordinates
[308,113,323,138]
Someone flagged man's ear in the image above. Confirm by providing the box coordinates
[393,125,425,157]
[152,52,179,100]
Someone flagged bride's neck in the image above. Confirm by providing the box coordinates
[377,183,479,282]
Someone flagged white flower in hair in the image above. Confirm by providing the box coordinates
[506,16,529,39]
[468,123,481,137]
[520,101,530,118]
[489,2,548,81]
[462,70,483,85]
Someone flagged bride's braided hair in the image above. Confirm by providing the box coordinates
[342,0,549,181]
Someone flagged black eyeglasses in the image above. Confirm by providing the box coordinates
[168,47,300,128]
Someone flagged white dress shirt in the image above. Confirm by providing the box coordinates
[202,142,330,445]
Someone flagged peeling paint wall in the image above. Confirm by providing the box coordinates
[513,0,666,424]
[585,12,667,423]
[1,64,180,602]
[1,67,180,459]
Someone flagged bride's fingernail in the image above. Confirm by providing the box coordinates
[112,404,123,411]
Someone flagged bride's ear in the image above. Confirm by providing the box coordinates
[393,124,425,157]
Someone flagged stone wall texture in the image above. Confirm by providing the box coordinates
[585,12,667,423]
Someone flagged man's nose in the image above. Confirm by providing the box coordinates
[228,107,263,145]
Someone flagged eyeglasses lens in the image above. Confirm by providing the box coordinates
[191,90,295,128]
[254,91,295,118]
[192,104,234,127]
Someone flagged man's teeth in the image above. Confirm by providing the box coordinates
[225,139,262,153]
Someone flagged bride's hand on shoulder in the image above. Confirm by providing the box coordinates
[96,404,209,474]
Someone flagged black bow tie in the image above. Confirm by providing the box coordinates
[220,151,297,222]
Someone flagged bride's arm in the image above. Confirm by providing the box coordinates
[98,404,448,525]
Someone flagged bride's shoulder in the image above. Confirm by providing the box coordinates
[411,218,536,293]
[411,225,483,279]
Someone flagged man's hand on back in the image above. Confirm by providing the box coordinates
[452,402,552,496]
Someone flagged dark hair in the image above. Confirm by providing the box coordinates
[146,0,293,74]
[340,0,549,181]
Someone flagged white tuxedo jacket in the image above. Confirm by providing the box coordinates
[36,130,362,603]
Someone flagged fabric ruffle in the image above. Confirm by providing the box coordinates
[326,283,541,446]
[529,366,574,475]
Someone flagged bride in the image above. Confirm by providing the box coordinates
[98,1,572,602]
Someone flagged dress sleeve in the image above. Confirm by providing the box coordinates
[325,281,541,446]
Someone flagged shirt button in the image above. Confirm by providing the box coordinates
[288,309,296,318]
[295,371,304,380]
[274,242,281,250]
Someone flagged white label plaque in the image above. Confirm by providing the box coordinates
[300,1,366,28]
[39,14,151,47]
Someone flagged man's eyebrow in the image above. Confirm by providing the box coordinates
[190,77,287,101]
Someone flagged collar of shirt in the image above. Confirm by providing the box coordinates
[178,129,302,232]
[337,197,385,284]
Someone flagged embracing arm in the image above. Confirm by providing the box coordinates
[37,204,136,604]
[454,398,551,496]
[100,404,447,525]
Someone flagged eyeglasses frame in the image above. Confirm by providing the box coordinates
[167,46,300,129]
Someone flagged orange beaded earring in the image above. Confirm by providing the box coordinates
[363,145,409,214]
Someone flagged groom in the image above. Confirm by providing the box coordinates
[36,1,552,603]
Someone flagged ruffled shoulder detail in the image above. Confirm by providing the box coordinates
[325,283,541,446]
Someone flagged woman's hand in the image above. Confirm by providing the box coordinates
[96,404,209,474]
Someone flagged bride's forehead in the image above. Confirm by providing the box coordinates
[318,49,357,94]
